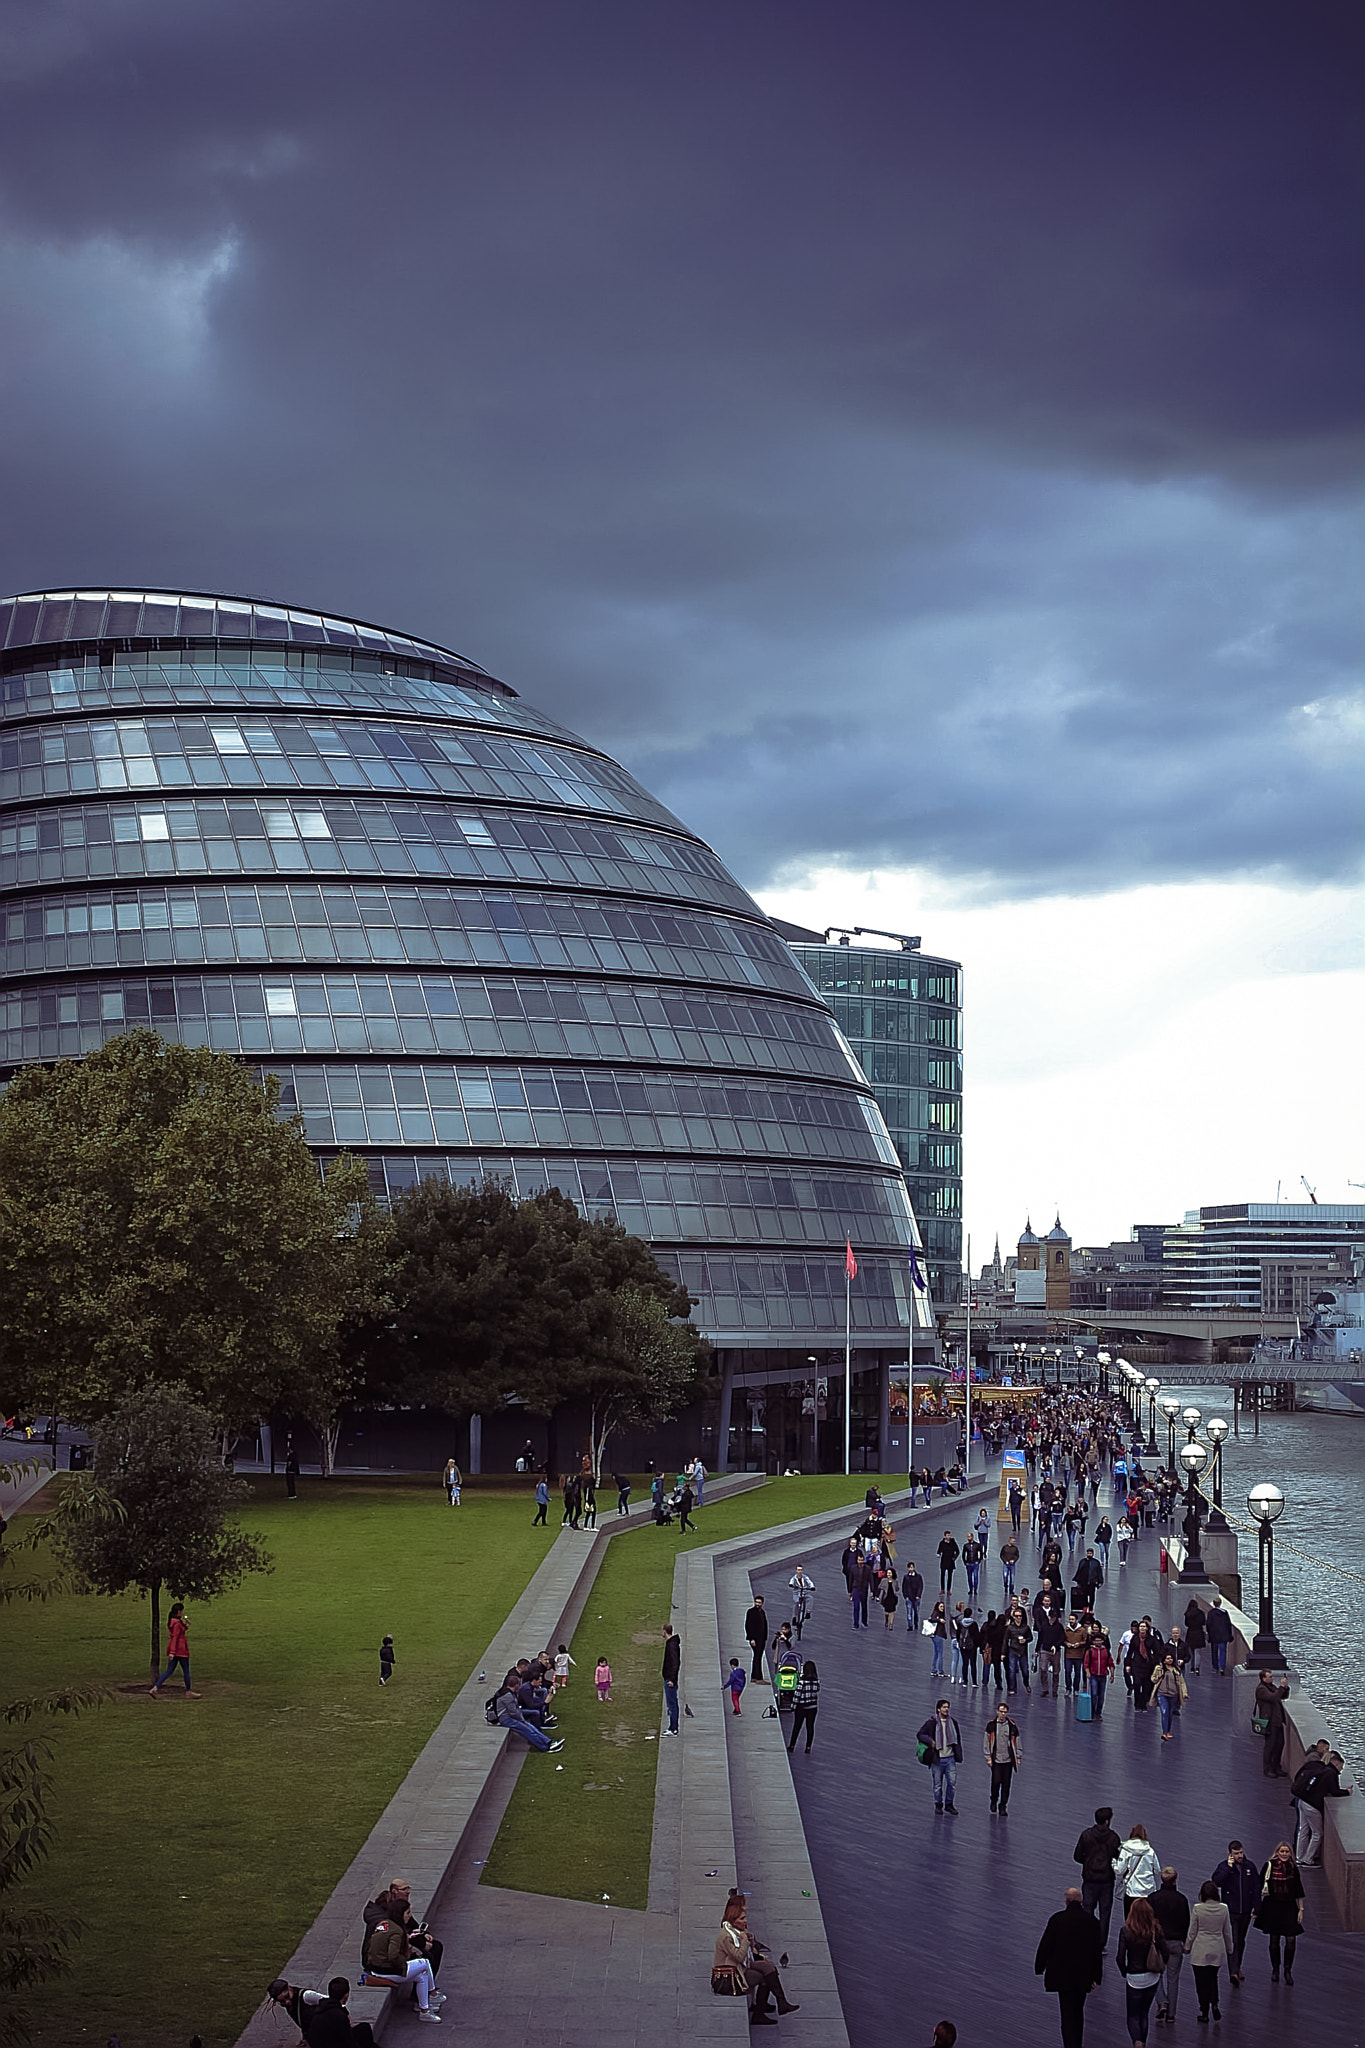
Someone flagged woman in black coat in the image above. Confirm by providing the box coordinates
[1254,1842,1305,1983]
[1125,1623,1159,1711]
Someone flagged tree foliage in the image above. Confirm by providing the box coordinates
[363,1178,701,1467]
[56,1382,273,1671]
[0,1029,390,1429]
[581,1284,708,1480]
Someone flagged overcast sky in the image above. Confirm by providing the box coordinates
[2,0,1361,1252]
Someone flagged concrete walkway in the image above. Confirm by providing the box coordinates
[752,1485,1365,2048]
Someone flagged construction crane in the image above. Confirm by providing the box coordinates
[1300,1176,1318,1205]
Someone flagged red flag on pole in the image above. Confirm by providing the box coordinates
[845,1239,858,1280]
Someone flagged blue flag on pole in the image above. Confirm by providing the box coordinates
[908,1246,927,1292]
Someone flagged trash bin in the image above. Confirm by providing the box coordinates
[68,1444,90,1471]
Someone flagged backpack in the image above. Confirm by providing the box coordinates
[1290,1760,1321,1801]
[485,1695,502,1726]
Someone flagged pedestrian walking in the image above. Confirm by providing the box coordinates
[927,1599,948,1676]
[1150,1867,1190,2025]
[581,1477,597,1528]
[902,1562,923,1632]
[786,1660,819,1754]
[1211,1840,1259,1984]
[149,1601,200,1698]
[1153,1655,1188,1741]
[1116,1898,1168,2047]
[284,1440,299,1500]
[1000,1534,1019,1597]
[937,1530,959,1592]
[1181,1599,1206,1674]
[849,1552,872,1631]
[1034,1887,1103,2048]
[1183,1881,1232,2022]
[962,1533,983,1597]
[1113,1826,1161,1938]
[532,1477,549,1526]
[916,1697,963,1813]
[880,1574,899,1630]
[442,1457,461,1506]
[726,1658,746,1714]
[1253,1842,1304,1983]
[744,1594,769,1679]
[553,1645,576,1691]
[595,1656,612,1702]
[984,1701,1021,1815]
[1008,1477,1024,1532]
[677,1481,695,1532]
[1254,1672,1290,1776]
[1094,1515,1112,1569]
[661,1624,681,1735]
[1205,1596,1233,1674]
[378,1634,395,1687]
[1125,1623,1159,1712]
[1073,1806,1121,1944]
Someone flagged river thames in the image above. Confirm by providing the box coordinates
[1133,1384,1365,1776]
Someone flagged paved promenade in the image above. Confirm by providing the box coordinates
[752,1488,1364,2048]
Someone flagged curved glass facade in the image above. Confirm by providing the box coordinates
[0,588,931,1385]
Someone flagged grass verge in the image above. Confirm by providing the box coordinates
[479,1474,875,1908]
[2,1472,548,2048]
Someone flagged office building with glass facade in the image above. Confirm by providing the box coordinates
[772,924,964,1311]
[0,588,933,1470]
[1163,1202,1365,1313]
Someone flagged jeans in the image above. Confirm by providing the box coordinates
[787,1704,816,1752]
[1002,1563,1015,1595]
[1039,1647,1060,1695]
[499,1711,551,1751]
[1089,1675,1108,1717]
[966,1564,980,1596]
[1157,1692,1176,1736]
[930,1635,945,1675]
[1124,1981,1158,2044]
[930,1756,956,1808]
[1082,1877,1114,1945]
[1211,1638,1227,1673]
[152,1656,192,1692]
[1297,1803,1324,1863]
[851,1588,868,1628]
[905,1598,920,1631]
[950,1640,963,1682]
[1064,1658,1083,1694]
[1161,1950,1184,2017]
[1007,1649,1029,1692]
[1096,1542,1110,1570]
[617,1485,630,1513]
[663,1680,679,1732]
[1230,1909,1252,1975]
[1010,1505,1022,1532]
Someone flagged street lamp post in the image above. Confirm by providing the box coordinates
[1205,1417,1230,1532]
[1159,1395,1181,1474]
[1144,1377,1161,1456]
[1176,1438,1211,1583]
[1245,1483,1287,1669]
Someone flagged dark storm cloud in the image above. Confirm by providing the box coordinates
[0,0,1360,896]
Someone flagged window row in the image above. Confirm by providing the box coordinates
[0,590,481,667]
[0,880,802,996]
[824,996,953,1047]
[0,794,746,908]
[323,1152,921,1284]
[0,712,674,827]
[791,946,960,1007]
[0,972,856,1079]
[0,653,576,738]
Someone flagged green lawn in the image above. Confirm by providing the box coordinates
[2,1473,549,2048]
[479,1474,874,1908]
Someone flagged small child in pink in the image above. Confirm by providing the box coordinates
[726,1658,746,1714]
[595,1657,612,1702]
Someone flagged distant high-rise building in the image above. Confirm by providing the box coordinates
[1163,1203,1365,1313]
[771,921,963,1310]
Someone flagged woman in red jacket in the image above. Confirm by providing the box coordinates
[150,1601,200,1697]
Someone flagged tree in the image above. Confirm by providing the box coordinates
[365,1179,697,1475]
[1,1462,121,2045]
[581,1285,709,1480]
[0,1029,389,1431]
[56,1383,272,1674]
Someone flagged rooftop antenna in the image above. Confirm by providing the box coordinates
[1300,1176,1318,1205]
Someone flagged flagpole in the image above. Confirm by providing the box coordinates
[844,1259,852,1478]
[964,1232,972,1482]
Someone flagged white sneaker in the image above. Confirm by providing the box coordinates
[416,2010,442,2024]
[431,1990,448,2005]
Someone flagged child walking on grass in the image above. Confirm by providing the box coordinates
[379,1634,395,1686]
[595,1656,612,1702]
[726,1658,746,1714]
[554,1645,577,1691]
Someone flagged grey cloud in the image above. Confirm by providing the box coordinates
[0,0,1360,900]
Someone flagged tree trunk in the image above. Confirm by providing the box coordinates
[544,1401,562,1487]
[149,1579,162,1678]
[318,1416,341,1478]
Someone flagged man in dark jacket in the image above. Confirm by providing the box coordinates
[1211,1840,1260,1983]
[1254,1672,1290,1776]
[1150,1867,1191,2024]
[849,1551,874,1630]
[915,1698,963,1814]
[1293,1748,1353,1865]
[901,1563,924,1632]
[1205,1596,1235,1674]
[1073,1548,1104,1608]
[744,1595,769,1679]
[1073,1806,1121,1944]
[1035,1887,1103,2048]
[1036,1606,1066,1697]
[306,1978,378,2045]
[937,1531,960,1592]
[661,1624,681,1734]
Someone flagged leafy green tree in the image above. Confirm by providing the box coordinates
[0,1029,388,1430]
[581,1284,709,1480]
[1,1462,122,2045]
[367,1179,696,1473]
[56,1383,272,1674]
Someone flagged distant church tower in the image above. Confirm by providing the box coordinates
[1045,1215,1072,1311]
[1016,1220,1041,1272]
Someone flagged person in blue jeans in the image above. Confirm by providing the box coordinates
[902,1563,923,1632]
[494,1683,564,1752]
[1000,1536,1019,1598]
[1206,1597,1234,1675]
[928,1599,948,1675]
[916,1699,962,1813]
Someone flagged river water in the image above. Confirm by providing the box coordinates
[1154,1386,1365,1778]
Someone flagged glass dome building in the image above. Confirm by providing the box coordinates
[0,588,933,1468]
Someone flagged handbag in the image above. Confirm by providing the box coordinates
[711,1967,747,1995]
[921,1619,935,1636]
[915,1739,933,1765]
[1251,1713,1269,1736]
